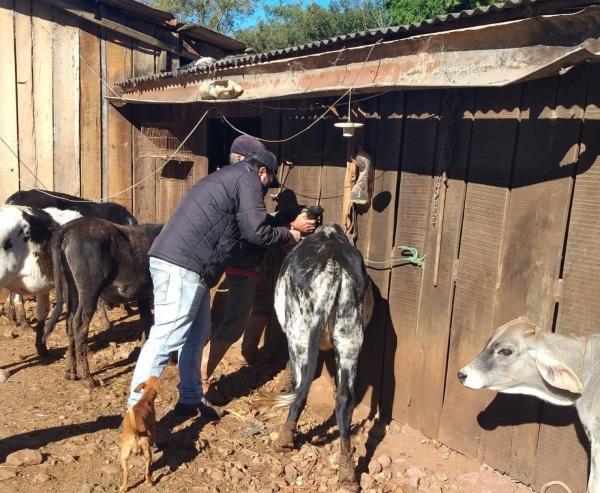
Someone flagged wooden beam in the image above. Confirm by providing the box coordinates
[38,0,199,61]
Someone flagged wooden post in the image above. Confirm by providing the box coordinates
[0,0,19,202]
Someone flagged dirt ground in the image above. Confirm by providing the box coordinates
[0,302,534,493]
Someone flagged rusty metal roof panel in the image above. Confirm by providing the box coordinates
[118,0,595,87]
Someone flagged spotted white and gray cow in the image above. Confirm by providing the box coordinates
[0,205,81,355]
[268,223,373,491]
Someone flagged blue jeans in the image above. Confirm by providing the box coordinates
[128,257,211,407]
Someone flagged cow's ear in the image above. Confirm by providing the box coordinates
[530,349,583,394]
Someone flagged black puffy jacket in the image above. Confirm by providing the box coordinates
[149,162,292,287]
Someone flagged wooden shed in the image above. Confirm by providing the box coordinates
[109,1,600,491]
[0,0,244,211]
[2,0,600,492]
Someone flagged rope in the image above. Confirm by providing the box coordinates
[540,481,573,493]
[363,246,425,270]
[219,39,383,143]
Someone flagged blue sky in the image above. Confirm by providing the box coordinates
[238,0,332,29]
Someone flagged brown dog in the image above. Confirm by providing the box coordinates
[120,376,159,492]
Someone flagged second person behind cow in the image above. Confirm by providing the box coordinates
[201,136,316,404]
[126,147,301,419]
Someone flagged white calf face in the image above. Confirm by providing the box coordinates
[458,324,532,391]
[458,317,583,407]
[0,206,30,288]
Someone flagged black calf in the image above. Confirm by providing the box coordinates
[43,218,162,385]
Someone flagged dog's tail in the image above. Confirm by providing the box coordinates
[122,408,137,435]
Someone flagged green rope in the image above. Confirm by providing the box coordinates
[363,245,425,270]
[396,246,426,268]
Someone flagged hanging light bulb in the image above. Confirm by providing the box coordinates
[334,89,363,138]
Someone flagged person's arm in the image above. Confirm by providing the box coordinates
[236,174,295,247]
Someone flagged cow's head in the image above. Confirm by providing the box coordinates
[457,316,583,406]
[0,206,31,287]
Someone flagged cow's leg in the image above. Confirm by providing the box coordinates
[137,298,153,345]
[34,293,50,356]
[589,437,599,493]
[14,293,27,327]
[273,327,320,452]
[7,293,27,328]
[65,283,78,380]
[65,311,77,380]
[333,348,360,491]
[72,301,97,386]
[331,280,363,492]
[4,292,16,323]
[97,300,111,331]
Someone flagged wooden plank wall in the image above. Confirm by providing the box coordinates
[0,0,19,202]
[217,66,597,492]
[0,1,202,221]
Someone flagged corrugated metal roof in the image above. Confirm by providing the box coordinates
[118,0,594,87]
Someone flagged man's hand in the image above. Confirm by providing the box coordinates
[290,216,316,234]
[289,229,302,243]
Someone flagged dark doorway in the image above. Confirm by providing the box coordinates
[207,117,263,173]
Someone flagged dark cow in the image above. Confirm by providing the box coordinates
[6,189,137,226]
[268,223,373,491]
[42,217,162,385]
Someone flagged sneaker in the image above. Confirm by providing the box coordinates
[198,398,224,421]
[204,386,227,406]
[173,401,200,419]
[173,400,223,421]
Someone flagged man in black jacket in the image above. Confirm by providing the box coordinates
[126,148,301,417]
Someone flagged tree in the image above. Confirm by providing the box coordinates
[385,0,497,26]
[141,0,257,33]
[235,0,389,53]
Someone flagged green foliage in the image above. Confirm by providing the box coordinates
[234,0,389,53]
[142,0,257,33]
[142,0,499,52]
[385,0,497,26]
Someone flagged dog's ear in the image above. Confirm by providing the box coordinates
[134,381,146,393]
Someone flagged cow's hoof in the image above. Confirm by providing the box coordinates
[338,468,358,492]
[85,378,99,389]
[36,345,49,357]
[65,371,78,381]
[272,428,294,452]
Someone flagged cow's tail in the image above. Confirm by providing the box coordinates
[258,261,342,412]
[42,231,67,344]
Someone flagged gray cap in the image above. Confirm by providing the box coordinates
[230,135,265,156]
[247,149,280,188]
